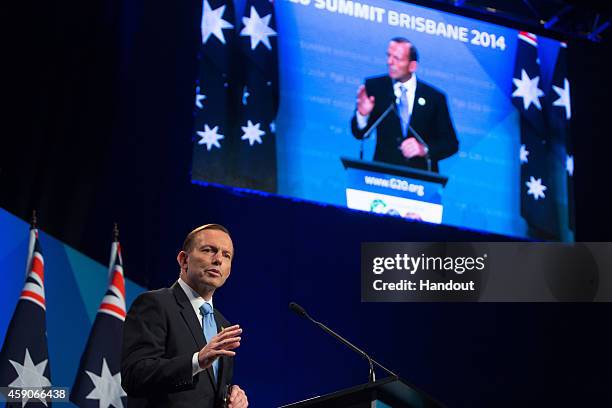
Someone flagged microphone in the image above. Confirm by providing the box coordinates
[288,302,399,383]
[288,302,307,318]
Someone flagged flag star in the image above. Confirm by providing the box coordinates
[195,87,207,109]
[552,78,571,120]
[201,0,234,45]
[520,144,529,164]
[197,124,224,151]
[525,176,547,200]
[241,120,265,145]
[8,348,52,406]
[85,358,126,408]
[512,69,544,111]
[566,154,574,176]
[242,86,250,105]
[240,6,277,50]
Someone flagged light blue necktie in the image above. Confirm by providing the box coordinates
[200,302,219,380]
[398,85,410,137]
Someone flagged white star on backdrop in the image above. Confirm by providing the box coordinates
[85,358,126,408]
[197,124,224,151]
[525,176,547,200]
[520,144,529,164]
[512,69,544,111]
[195,87,207,109]
[552,78,571,120]
[241,120,265,146]
[242,86,250,105]
[201,0,234,45]
[566,154,574,176]
[240,6,277,50]
[8,348,51,406]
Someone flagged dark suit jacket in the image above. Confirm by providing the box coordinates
[121,282,233,408]
[351,75,459,172]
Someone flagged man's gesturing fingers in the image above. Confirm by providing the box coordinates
[198,325,243,369]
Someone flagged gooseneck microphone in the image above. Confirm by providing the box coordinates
[358,102,396,160]
[288,302,399,383]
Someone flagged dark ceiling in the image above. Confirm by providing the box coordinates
[419,0,610,41]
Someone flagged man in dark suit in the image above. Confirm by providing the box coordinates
[121,224,248,408]
[351,38,459,172]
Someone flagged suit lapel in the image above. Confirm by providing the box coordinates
[410,80,425,130]
[173,283,205,350]
[172,283,218,391]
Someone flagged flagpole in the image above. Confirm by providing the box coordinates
[109,222,120,279]
[25,210,37,277]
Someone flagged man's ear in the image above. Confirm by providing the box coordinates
[409,60,418,73]
[177,251,188,269]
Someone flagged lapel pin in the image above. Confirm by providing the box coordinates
[418,97,426,106]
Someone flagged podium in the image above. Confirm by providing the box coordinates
[341,157,448,223]
[279,377,444,408]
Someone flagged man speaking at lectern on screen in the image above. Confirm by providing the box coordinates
[351,37,459,172]
[121,224,248,408]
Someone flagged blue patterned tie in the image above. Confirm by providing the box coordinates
[200,302,219,380]
[398,85,410,137]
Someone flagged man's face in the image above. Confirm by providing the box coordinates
[178,229,234,297]
[387,41,416,82]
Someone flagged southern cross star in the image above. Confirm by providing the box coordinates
[240,6,277,50]
[512,69,544,111]
[552,78,571,120]
[241,120,265,145]
[201,0,234,45]
[197,124,224,151]
[525,176,547,200]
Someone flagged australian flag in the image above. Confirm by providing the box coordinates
[0,228,52,407]
[70,239,127,407]
[548,42,574,231]
[234,0,280,192]
[512,32,559,238]
[191,0,239,186]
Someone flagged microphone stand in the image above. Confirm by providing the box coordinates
[407,124,432,172]
[359,102,395,160]
[289,302,399,383]
[359,103,433,172]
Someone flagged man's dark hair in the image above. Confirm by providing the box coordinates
[182,224,231,252]
[390,37,419,62]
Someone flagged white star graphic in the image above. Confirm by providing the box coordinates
[197,124,224,151]
[566,154,574,176]
[242,86,250,105]
[240,6,277,50]
[552,78,571,120]
[195,87,206,109]
[85,358,126,408]
[525,176,547,200]
[241,120,265,146]
[512,69,544,111]
[520,144,529,164]
[8,348,52,407]
[201,0,234,45]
